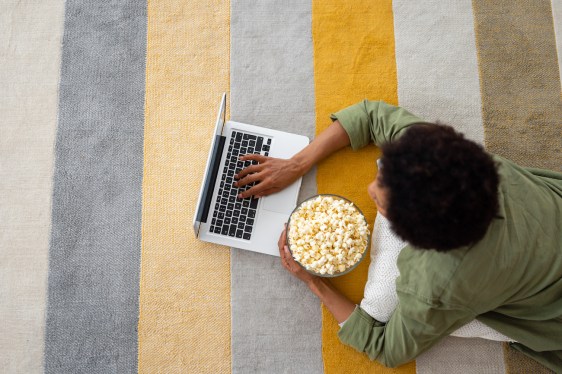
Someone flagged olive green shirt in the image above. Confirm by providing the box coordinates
[331,100,562,371]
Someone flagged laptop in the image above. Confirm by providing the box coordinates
[193,93,309,256]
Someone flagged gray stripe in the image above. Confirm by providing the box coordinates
[230,0,322,372]
[44,1,146,373]
[473,0,562,172]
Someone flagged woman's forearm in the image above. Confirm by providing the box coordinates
[292,120,350,176]
[307,277,356,324]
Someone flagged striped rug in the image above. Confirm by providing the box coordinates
[1,0,560,373]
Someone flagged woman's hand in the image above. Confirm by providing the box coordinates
[234,155,304,199]
[278,224,318,285]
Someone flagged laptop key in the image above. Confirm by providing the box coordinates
[247,218,254,226]
[232,217,238,224]
[218,212,224,219]
[241,208,248,215]
[219,205,226,212]
[243,233,251,240]
[214,227,221,234]
[229,224,237,236]
[243,134,249,140]
[237,222,245,229]
[242,200,249,207]
[236,230,244,238]
[256,137,263,151]
[236,133,242,142]
[267,138,271,145]
[240,215,246,222]
[248,209,256,218]
[263,145,270,152]
[227,203,234,210]
[226,210,232,217]
[224,217,231,225]
[235,202,242,210]
[221,226,229,235]
[250,199,258,209]
[245,225,252,233]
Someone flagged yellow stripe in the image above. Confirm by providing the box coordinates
[312,0,415,372]
[138,0,231,372]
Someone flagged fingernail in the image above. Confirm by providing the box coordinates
[238,194,243,198]
[233,182,238,187]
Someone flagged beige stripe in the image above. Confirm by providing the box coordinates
[138,0,231,372]
[0,1,65,372]
[473,0,562,172]
[503,344,554,374]
[551,0,562,86]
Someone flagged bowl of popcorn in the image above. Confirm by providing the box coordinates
[286,194,370,277]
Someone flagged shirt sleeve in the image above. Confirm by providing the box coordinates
[330,100,426,150]
[337,291,476,368]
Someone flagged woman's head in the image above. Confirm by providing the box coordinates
[376,124,499,251]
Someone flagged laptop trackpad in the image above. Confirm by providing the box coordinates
[261,182,299,214]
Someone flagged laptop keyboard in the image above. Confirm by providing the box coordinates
[209,130,271,240]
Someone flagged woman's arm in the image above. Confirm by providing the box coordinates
[278,225,356,324]
[236,120,350,198]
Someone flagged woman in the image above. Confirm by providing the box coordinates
[234,100,562,371]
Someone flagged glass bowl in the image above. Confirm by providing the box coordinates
[286,194,370,278]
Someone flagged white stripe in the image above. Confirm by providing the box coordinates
[393,0,485,144]
[0,1,65,373]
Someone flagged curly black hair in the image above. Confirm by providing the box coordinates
[380,124,499,251]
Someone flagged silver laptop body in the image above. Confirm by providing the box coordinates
[193,93,309,256]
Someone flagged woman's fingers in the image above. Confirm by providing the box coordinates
[235,161,265,180]
[235,171,262,189]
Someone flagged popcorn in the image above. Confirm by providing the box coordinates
[287,195,370,276]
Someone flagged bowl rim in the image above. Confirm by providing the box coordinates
[285,193,370,278]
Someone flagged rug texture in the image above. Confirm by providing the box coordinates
[0,0,560,373]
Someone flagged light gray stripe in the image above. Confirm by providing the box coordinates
[392,1,506,372]
[416,337,506,374]
[230,0,322,372]
[0,1,65,373]
[393,0,485,144]
[44,1,146,373]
